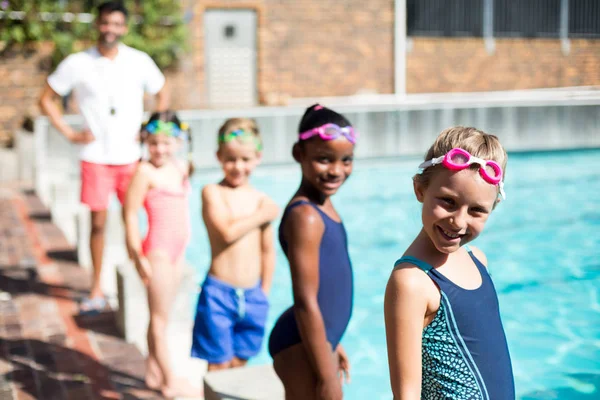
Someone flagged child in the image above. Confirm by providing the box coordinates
[268,104,355,400]
[124,111,202,397]
[191,118,279,371]
[384,127,515,399]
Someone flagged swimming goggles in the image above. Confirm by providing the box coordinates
[298,123,358,144]
[218,129,263,151]
[418,147,506,199]
[144,120,187,139]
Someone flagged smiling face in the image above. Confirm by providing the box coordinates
[415,167,498,254]
[96,11,127,48]
[295,137,355,196]
[217,140,261,187]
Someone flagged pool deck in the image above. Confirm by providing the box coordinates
[0,185,166,399]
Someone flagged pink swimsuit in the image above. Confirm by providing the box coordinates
[142,178,191,263]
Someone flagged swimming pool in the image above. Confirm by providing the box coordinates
[186,149,600,399]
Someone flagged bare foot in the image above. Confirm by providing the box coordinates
[162,377,203,399]
[144,356,162,390]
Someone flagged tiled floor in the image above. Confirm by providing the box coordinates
[0,188,164,400]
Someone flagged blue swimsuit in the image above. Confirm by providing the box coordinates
[268,200,354,357]
[395,246,515,399]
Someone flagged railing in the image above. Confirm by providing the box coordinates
[407,0,600,38]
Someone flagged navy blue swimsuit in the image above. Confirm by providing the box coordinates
[268,200,354,357]
[395,246,515,399]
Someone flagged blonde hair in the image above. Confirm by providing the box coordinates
[414,126,507,190]
[217,118,261,147]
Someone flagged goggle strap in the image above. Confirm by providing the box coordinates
[499,181,506,200]
[418,155,444,170]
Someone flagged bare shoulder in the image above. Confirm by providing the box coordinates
[175,159,189,177]
[386,263,432,299]
[285,203,324,238]
[201,183,221,201]
[468,245,488,267]
[286,203,321,225]
[135,161,154,177]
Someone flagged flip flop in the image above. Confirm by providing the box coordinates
[79,297,108,315]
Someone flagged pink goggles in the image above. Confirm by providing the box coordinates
[298,123,358,144]
[418,148,506,199]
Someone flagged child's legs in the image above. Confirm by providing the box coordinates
[230,357,247,368]
[208,360,231,371]
[273,342,339,400]
[273,343,318,400]
[146,250,182,387]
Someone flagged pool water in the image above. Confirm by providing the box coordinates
[185,149,600,399]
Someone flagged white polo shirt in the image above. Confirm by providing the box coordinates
[48,44,165,165]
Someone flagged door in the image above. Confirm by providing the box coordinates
[204,9,258,107]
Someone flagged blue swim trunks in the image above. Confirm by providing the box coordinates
[191,274,269,364]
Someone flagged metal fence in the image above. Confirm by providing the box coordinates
[407,0,600,38]
[494,0,560,38]
[408,0,484,37]
[569,0,600,37]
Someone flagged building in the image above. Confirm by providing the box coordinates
[1,0,599,143]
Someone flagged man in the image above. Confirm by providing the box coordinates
[39,1,169,313]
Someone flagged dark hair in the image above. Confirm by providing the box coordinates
[97,1,128,19]
[141,110,194,176]
[298,104,352,134]
[144,110,182,130]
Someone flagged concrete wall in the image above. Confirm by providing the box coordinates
[32,90,600,207]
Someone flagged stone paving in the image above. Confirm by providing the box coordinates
[0,187,165,400]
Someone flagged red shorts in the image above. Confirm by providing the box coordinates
[80,161,138,211]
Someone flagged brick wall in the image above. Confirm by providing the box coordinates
[175,0,395,108]
[407,38,600,92]
[0,44,54,145]
[1,1,600,145]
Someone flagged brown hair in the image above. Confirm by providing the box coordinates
[414,126,507,193]
[217,118,262,149]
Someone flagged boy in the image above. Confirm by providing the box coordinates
[191,118,279,370]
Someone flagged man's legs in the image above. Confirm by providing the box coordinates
[89,209,108,299]
[80,161,113,310]
[80,161,137,309]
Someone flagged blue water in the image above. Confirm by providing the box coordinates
[185,149,600,399]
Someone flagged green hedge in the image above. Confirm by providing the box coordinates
[0,0,187,70]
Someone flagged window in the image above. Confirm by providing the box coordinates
[494,0,560,38]
[407,0,483,37]
[569,0,600,37]
[407,0,600,39]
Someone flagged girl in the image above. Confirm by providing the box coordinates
[124,111,202,398]
[268,104,355,400]
[384,127,515,399]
